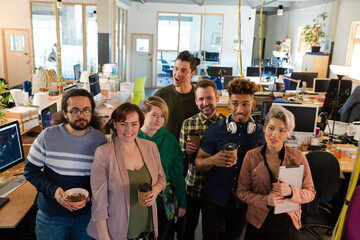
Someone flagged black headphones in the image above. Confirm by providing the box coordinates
[226,114,256,134]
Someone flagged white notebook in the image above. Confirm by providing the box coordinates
[274,165,304,214]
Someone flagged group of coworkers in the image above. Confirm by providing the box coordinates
[23,51,316,240]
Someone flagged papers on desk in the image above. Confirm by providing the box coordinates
[274,165,304,214]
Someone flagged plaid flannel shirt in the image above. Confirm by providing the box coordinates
[179,111,225,199]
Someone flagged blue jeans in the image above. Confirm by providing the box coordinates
[35,209,93,240]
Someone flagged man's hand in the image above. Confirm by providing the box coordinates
[185,137,199,155]
[272,178,292,197]
[266,191,284,207]
[54,187,73,211]
[212,150,237,168]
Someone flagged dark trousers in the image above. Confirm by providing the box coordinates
[182,196,202,240]
[157,210,175,240]
[244,210,302,240]
[202,196,247,240]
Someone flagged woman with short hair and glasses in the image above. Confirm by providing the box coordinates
[236,105,316,240]
[87,102,166,240]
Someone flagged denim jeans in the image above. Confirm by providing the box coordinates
[35,209,92,240]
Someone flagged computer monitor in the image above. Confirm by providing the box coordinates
[263,67,276,78]
[209,66,233,78]
[283,77,300,91]
[41,102,57,130]
[290,72,318,88]
[247,67,260,77]
[0,121,25,172]
[260,101,273,125]
[272,103,319,135]
[63,84,78,93]
[313,78,330,93]
[223,76,240,89]
[88,73,101,98]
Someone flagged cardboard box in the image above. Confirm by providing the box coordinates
[23,118,39,131]
[5,107,31,122]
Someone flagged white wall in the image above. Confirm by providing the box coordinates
[127,2,256,86]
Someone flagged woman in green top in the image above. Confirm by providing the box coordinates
[138,96,187,240]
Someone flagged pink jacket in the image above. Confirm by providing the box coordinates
[236,145,315,230]
[87,138,166,240]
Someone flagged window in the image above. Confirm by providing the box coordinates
[156,12,223,87]
[31,2,97,79]
[347,21,360,69]
[295,26,311,68]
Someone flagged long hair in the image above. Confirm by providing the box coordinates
[52,89,102,129]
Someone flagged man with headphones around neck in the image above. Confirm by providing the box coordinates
[195,78,266,240]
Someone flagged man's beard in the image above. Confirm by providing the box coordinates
[68,118,90,131]
[200,105,215,117]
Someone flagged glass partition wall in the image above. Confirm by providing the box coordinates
[156,12,223,87]
[31,2,97,79]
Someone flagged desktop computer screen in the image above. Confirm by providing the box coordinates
[247,67,260,77]
[291,72,318,88]
[41,102,57,130]
[209,66,233,78]
[273,103,319,134]
[0,121,24,172]
[89,73,101,98]
[313,78,330,93]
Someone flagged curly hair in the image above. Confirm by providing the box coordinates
[176,51,201,72]
[226,78,257,97]
[52,89,102,129]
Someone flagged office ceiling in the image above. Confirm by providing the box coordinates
[130,0,336,13]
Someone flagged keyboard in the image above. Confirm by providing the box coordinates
[0,175,27,198]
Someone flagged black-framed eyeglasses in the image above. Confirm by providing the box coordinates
[66,109,93,117]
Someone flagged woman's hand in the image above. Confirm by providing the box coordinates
[272,178,292,197]
[267,191,284,207]
[178,208,186,217]
[144,184,162,207]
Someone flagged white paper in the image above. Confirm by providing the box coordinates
[274,165,304,214]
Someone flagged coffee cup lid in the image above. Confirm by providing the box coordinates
[137,183,152,192]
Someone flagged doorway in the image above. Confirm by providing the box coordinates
[2,29,31,88]
[131,34,153,88]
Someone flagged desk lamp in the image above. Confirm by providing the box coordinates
[329,65,350,135]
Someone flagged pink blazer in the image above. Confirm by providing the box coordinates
[87,138,166,240]
[236,145,315,230]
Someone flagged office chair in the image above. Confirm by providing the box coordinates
[302,151,341,240]
[131,77,146,105]
[252,94,275,124]
[338,86,360,123]
[321,79,352,121]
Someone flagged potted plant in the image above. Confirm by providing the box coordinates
[301,12,328,53]
[0,79,13,124]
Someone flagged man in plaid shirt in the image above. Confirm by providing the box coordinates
[179,79,225,240]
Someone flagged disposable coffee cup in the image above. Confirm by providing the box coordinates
[223,143,238,165]
[137,183,152,207]
[189,130,200,147]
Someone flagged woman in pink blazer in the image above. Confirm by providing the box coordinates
[237,105,315,240]
[87,103,166,240]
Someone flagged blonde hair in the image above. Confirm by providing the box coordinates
[264,105,295,135]
[141,96,169,124]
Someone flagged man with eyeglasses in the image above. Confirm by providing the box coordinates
[24,89,107,240]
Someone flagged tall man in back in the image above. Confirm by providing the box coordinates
[195,78,266,240]
[154,50,200,141]
[24,89,107,240]
[179,79,225,240]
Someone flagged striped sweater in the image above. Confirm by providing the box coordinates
[24,123,106,217]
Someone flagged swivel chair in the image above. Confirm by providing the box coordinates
[302,151,341,240]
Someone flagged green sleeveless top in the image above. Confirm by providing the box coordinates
[127,164,153,239]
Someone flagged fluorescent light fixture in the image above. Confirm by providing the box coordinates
[277,5,283,16]
[57,0,62,8]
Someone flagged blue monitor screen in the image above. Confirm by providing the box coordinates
[0,121,24,172]
[41,103,57,130]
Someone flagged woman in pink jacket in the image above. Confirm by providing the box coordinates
[87,103,166,240]
[237,105,315,240]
